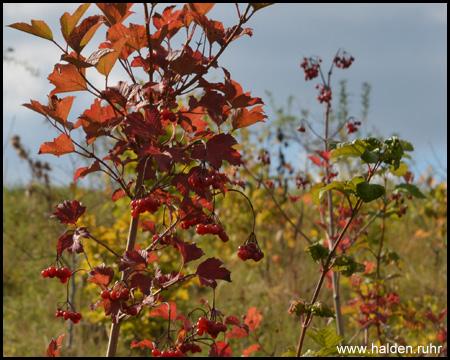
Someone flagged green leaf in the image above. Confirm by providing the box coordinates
[332,254,366,277]
[305,243,329,263]
[320,181,355,199]
[356,181,385,202]
[390,162,409,176]
[329,139,366,160]
[281,346,297,357]
[400,140,414,151]
[309,182,325,207]
[310,302,336,318]
[8,20,53,41]
[307,328,343,348]
[393,184,426,199]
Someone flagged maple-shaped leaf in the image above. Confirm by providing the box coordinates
[87,264,115,288]
[209,341,232,357]
[51,200,86,225]
[23,96,75,131]
[171,237,205,264]
[139,220,156,234]
[231,105,266,130]
[68,15,103,53]
[74,160,101,182]
[186,3,215,16]
[46,334,65,357]
[245,306,262,331]
[96,37,128,77]
[242,344,261,357]
[96,3,134,27]
[56,228,87,255]
[225,315,250,339]
[129,272,153,295]
[60,3,91,39]
[48,63,87,96]
[196,257,231,289]
[192,13,224,45]
[150,301,177,322]
[8,20,53,41]
[39,134,75,157]
[191,133,241,168]
[104,296,123,323]
[118,249,149,272]
[130,340,155,350]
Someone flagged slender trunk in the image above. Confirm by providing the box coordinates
[106,170,144,357]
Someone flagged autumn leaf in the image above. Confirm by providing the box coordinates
[196,257,231,288]
[39,134,75,157]
[209,342,232,357]
[150,302,178,322]
[87,264,115,288]
[68,15,103,53]
[8,20,53,41]
[56,228,86,255]
[46,334,65,357]
[60,3,91,39]
[96,3,134,27]
[50,200,86,225]
[130,340,155,350]
[73,160,101,182]
[97,37,128,77]
[48,63,87,96]
[118,249,149,272]
[242,344,261,357]
[231,105,266,130]
[245,306,262,331]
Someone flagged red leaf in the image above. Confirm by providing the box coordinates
[231,105,266,130]
[191,133,241,168]
[196,257,231,289]
[46,334,65,357]
[245,306,262,331]
[23,96,75,131]
[186,3,215,16]
[74,160,101,182]
[51,200,86,225]
[130,340,155,350]
[48,63,87,96]
[139,220,156,234]
[170,237,205,264]
[309,155,322,167]
[118,249,149,272]
[150,302,177,322]
[87,264,115,288]
[111,188,126,202]
[8,20,53,41]
[209,341,232,357]
[56,229,86,255]
[129,273,154,295]
[96,37,128,77]
[68,15,102,53]
[225,325,249,339]
[438,308,447,323]
[242,344,261,357]
[96,3,134,27]
[39,134,75,157]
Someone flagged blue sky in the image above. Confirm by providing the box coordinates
[3,3,447,186]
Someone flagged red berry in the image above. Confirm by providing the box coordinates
[42,269,49,278]
[152,349,161,357]
[48,266,56,278]
[101,290,110,300]
[110,290,118,301]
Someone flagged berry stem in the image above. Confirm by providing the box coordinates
[227,189,256,233]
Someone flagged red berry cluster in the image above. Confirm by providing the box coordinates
[188,169,222,190]
[42,266,72,284]
[55,309,82,324]
[316,85,332,104]
[297,125,306,132]
[196,223,229,242]
[130,197,160,217]
[346,120,361,134]
[152,349,183,357]
[300,57,320,81]
[101,288,130,301]
[179,343,202,354]
[257,150,271,165]
[161,108,176,122]
[296,176,310,190]
[195,316,227,339]
[334,53,355,69]
[152,234,183,249]
[180,214,207,230]
[238,242,264,262]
